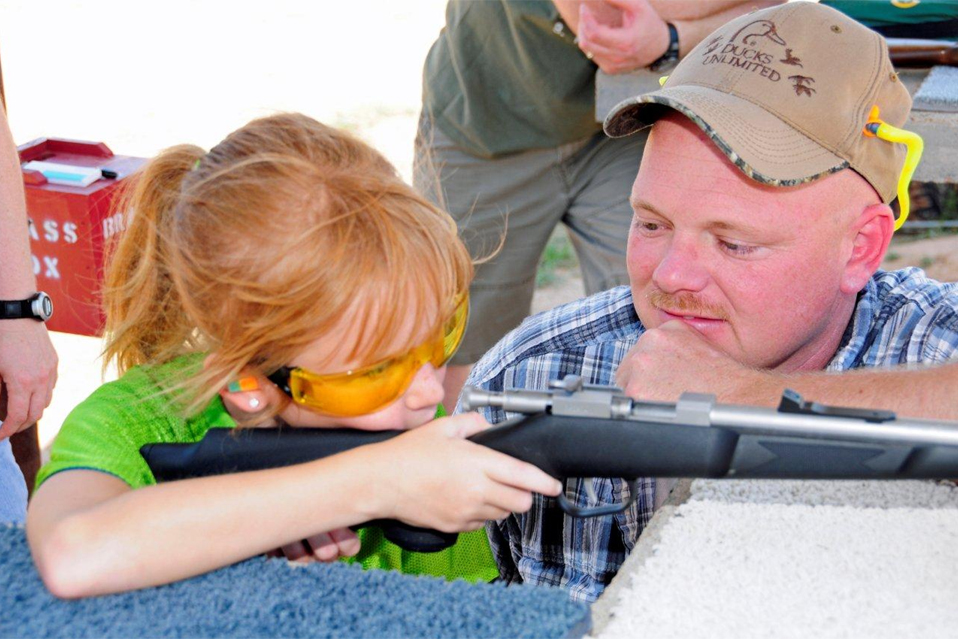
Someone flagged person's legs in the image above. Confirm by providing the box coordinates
[563,131,648,295]
[414,116,571,405]
[0,438,27,524]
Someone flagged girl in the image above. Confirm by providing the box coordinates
[27,113,561,598]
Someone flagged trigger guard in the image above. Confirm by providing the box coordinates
[378,521,459,553]
[556,478,641,518]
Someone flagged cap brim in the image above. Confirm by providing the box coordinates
[604,85,849,187]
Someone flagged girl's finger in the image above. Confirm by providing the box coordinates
[474,506,511,523]
[484,483,536,515]
[304,532,339,562]
[328,528,360,558]
[443,412,490,438]
[486,456,563,496]
[280,541,312,563]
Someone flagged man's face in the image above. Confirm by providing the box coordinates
[627,114,881,372]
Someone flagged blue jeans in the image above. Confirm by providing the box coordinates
[0,438,27,525]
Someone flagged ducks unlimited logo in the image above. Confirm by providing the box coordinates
[700,19,815,96]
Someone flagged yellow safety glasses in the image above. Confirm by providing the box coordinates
[267,294,469,417]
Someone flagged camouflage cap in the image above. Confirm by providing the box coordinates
[603,1,912,203]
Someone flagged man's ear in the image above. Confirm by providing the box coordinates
[841,203,894,295]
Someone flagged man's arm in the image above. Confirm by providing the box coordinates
[0,102,58,438]
[728,363,958,421]
[554,0,780,74]
[615,321,958,421]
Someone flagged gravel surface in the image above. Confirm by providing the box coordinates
[597,479,958,639]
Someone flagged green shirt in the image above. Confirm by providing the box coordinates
[37,355,498,583]
[823,0,958,30]
[422,0,601,158]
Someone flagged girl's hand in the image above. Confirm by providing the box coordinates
[368,413,563,532]
[277,527,360,563]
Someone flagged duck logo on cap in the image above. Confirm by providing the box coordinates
[730,20,786,46]
[700,19,817,98]
[789,75,816,97]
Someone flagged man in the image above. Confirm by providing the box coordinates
[0,102,58,524]
[462,1,958,602]
[415,0,779,406]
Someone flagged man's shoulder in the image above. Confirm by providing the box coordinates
[834,268,958,369]
[467,286,641,392]
[869,267,958,305]
[861,267,958,330]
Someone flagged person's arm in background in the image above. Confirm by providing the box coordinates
[614,321,958,421]
[554,0,781,74]
[0,102,58,439]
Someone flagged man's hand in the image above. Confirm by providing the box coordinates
[576,0,671,74]
[615,320,765,403]
[0,320,58,439]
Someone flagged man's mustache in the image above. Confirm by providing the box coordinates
[647,290,729,321]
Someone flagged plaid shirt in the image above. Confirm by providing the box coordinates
[460,268,958,603]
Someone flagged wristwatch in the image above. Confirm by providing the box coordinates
[650,22,680,72]
[0,292,54,322]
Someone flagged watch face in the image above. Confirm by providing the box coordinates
[31,292,53,321]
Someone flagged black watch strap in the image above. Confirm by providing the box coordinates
[1,299,31,320]
[650,22,680,71]
[0,292,53,322]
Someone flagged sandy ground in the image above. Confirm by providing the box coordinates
[1,1,954,455]
[883,234,958,282]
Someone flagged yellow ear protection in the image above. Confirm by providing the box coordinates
[863,105,924,231]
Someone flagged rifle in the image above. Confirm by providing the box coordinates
[141,375,958,553]
[886,38,958,67]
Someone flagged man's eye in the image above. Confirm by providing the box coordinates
[639,221,660,232]
[720,240,756,256]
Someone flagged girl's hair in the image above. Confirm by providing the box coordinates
[103,113,472,416]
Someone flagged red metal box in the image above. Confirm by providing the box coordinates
[18,138,146,336]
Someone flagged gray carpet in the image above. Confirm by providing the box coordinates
[0,526,590,638]
[913,66,958,113]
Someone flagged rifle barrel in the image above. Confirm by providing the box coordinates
[709,405,958,447]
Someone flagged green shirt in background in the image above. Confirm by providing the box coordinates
[823,0,957,35]
[37,355,498,583]
[423,0,601,158]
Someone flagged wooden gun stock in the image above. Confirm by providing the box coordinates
[886,38,958,68]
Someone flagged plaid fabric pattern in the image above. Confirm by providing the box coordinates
[461,268,958,603]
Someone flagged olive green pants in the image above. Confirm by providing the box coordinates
[414,117,648,364]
